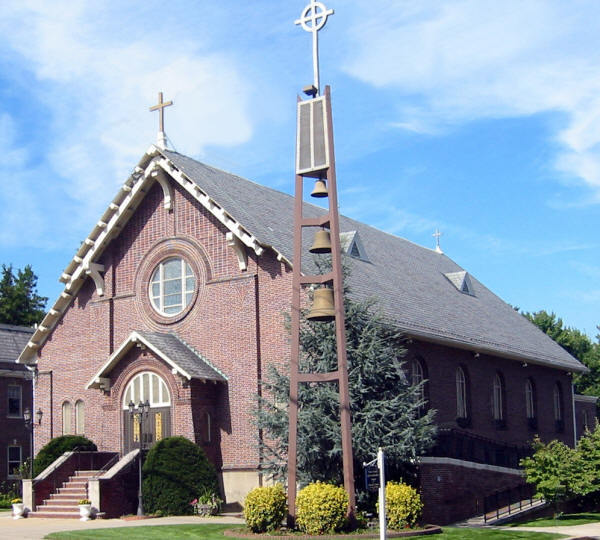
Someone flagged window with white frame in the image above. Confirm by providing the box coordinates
[205,412,211,443]
[7,385,22,417]
[525,379,535,419]
[492,373,504,420]
[122,372,171,409]
[149,257,195,316]
[7,446,21,478]
[62,401,73,435]
[553,383,562,421]
[75,400,85,435]
[456,367,468,418]
[583,410,589,431]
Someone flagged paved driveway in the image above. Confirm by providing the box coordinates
[0,512,244,540]
[509,523,600,539]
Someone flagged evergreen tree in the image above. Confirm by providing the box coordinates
[255,259,437,493]
[0,264,47,326]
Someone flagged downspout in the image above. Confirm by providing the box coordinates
[571,380,577,446]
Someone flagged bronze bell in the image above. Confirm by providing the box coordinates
[311,178,328,198]
[309,229,332,254]
[307,288,335,321]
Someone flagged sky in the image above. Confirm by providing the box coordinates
[0,0,598,338]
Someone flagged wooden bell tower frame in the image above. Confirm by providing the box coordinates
[287,85,355,522]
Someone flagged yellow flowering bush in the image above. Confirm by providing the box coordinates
[384,481,423,529]
[243,484,287,533]
[296,482,348,535]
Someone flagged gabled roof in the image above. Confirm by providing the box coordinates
[20,146,587,374]
[1,324,33,374]
[86,330,227,390]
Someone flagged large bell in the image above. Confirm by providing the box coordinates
[309,229,332,254]
[307,288,335,322]
[311,178,328,198]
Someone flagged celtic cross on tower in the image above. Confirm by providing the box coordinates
[295,0,334,96]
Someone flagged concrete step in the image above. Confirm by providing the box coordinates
[28,511,82,519]
[44,499,81,507]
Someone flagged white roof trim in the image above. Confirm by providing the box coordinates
[18,145,293,364]
[575,394,598,403]
[86,331,191,390]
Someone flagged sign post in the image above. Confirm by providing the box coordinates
[364,447,386,540]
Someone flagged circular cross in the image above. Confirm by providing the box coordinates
[296,1,334,33]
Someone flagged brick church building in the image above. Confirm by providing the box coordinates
[17,143,592,522]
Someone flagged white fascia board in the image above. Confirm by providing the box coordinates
[156,157,265,257]
[139,336,192,381]
[575,394,598,403]
[86,332,138,389]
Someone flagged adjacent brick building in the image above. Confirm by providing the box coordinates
[1,324,34,483]
[17,145,590,522]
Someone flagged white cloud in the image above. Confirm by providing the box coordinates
[342,0,600,199]
[0,0,254,242]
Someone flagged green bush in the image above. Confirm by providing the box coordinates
[243,484,287,532]
[33,435,97,477]
[296,482,348,535]
[384,481,423,529]
[142,436,218,516]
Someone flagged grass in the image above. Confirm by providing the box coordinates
[44,525,567,539]
[510,512,600,527]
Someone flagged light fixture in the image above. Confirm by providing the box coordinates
[35,408,43,425]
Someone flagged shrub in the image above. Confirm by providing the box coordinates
[296,482,348,535]
[33,435,97,477]
[384,481,423,529]
[142,436,218,516]
[243,484,287,532]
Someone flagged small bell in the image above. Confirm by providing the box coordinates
[307,288,335,322]
[311,178,328,198]
[309,229,332,254]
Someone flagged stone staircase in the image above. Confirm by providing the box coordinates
[28,470,102,519]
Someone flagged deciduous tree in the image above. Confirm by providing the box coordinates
[0,264,47,326]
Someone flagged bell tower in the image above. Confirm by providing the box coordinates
[287,0,355,524]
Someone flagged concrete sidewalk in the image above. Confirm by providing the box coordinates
[508,523,600,539]
[0,512,244,540]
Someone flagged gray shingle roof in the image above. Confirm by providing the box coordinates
[137,331,227,382]
[0,324,34,368]
[161,149,586,373]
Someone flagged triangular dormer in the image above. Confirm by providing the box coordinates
[444,270,475,296]
[339,231,369,262]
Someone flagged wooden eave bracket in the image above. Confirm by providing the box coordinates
[84,262,106,296]
[226,232,248,271]
[150,168,173,210]
[156,157,265,257]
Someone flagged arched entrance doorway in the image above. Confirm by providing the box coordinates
[122,371,172,453]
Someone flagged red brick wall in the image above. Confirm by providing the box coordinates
[34,178,292,482]
[407,340,575,448]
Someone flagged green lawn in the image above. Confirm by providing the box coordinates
[44,525,566,539]
[510,512,600,527]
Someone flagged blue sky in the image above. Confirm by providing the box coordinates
[0,1,598,337]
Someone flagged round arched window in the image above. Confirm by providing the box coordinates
[122,372,171,409]
[149,257,195,316]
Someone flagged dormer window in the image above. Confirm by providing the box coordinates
[340,231,368,262]
[444,271,475,296]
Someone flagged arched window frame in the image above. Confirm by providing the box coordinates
[525,379,535,419]
[205,412,211,443]
[62,401,73,435]
[122,371,172,409]
[554,383,564,432]
[75,400,85,435]
[492,372,506,426]
[410,358,428,412]
[456,366,468,420]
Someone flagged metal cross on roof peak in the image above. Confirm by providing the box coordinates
[149,92,173,149]
[433,229,443,253]
[295,0,334,96]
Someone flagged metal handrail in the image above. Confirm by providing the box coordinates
[90,453,121,479]
[483,485,543,523]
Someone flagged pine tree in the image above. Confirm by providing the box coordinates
[0,264,47,326]
[255,259,437,494]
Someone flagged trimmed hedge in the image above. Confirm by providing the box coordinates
[243,484,287,532]
[33,435,97,477]
[142,436,218,516]
[296,482,348,535]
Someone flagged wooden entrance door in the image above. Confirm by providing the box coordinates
[123,407,171,454]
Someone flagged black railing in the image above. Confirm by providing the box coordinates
[429,428,532,469]
[483,484,542,523]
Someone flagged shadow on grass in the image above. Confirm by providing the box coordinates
[509,512,600,527]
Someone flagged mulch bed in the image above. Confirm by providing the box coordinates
[224,524,442,538]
